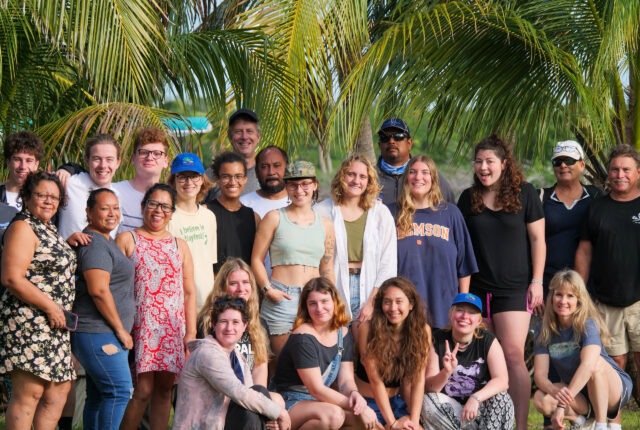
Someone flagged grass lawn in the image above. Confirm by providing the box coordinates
[1,399,640,429]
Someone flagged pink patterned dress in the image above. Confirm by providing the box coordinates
[130,231,185,375]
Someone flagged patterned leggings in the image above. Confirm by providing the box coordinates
[421,391,514,430]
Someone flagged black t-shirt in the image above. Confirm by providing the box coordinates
[273,327,354,392]
[457,183,544,294]
[433,328,496,403]
[206,199,256,273]
[579,194,640,307]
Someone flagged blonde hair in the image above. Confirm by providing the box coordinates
[396,155,443,237]
[197,258,270,365]
[536,269,610,348]
[330,154,381,210]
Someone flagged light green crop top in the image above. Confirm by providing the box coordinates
[270,208,326,267]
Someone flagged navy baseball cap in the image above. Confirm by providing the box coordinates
[378,118,410,136]
[171,153,205,174]
[229,108,258,126]
[451,293,482,313]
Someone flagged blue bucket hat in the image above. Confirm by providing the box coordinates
[451,293,482,313]
[171,153,205,175]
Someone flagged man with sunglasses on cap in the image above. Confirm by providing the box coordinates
[539,140,602,294]
[375,118,455,205]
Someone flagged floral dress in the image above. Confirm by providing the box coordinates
[130,231,185,375]
[0,210,77,382]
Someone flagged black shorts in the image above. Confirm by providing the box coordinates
[471,288,528,318]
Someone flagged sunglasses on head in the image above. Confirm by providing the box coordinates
[552,157,579,167]
[378,132,409,143]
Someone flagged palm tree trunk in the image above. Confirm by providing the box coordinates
[352,115,376,162]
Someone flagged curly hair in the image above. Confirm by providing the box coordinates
[3,131,44,162]
[167,173,212,203]
[210,294,250,327]
[20,171,67,211]
[133,126,169,152]
[330,154,381,210]
[536,269,610,348]
[365,277,430,381]
[395,155,444,237]
[212,151,247,178]
[197,258,270,365]
[293,278,350,330]
[470,134,525,214]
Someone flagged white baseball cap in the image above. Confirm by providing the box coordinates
[552,140,584,161]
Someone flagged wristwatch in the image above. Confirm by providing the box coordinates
[262,283,272,294]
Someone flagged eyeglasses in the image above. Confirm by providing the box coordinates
[378,132,409,143]
[552,157,579,167]
[136,149,166,159]
[219,174,246,184]
[175,174,202,184]
[214,297,247,306]
[33,192,60,203]
[145,200,174,213]
[286,180,315,191]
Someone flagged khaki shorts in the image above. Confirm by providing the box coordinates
[596,300,640,356]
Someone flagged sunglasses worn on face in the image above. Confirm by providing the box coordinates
[379,132,409,143]
[552,158,579,167]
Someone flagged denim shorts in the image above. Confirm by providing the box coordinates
[349,273,361,318]
[260,279,302,335]
[280,390,317,410]
[364,394,408,425]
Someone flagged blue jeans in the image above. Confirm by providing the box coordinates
[71,332,133,430]
[260,279,302,335]
[364,394,408,425]
[349,273,361,318]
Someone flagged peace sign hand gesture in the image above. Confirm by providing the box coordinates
[442,340,459,375]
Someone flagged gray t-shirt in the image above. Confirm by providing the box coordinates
[73,230,135,333]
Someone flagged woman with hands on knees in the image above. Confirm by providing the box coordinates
[116,183,197,430]
[272,277,379,429]
[533,269,632,430]
[313,154,396,327]
[1,171,77,430]
[70,188,135,430]
[422,293,514,430]
[253,161,335,370]
[173,295,291,430]
[355,277,430,430]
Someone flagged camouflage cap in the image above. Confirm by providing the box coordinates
[284,160,316,180]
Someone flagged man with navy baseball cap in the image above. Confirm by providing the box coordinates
[375,118,455,204]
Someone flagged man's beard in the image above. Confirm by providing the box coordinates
[259,179,285,195]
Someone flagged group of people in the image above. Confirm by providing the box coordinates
[0,110,637,430]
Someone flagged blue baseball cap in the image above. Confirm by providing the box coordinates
[171,153,205,174]
[451,293,482,313]
[378,118,410,136]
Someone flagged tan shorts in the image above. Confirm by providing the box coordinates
[596,300,640,356]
